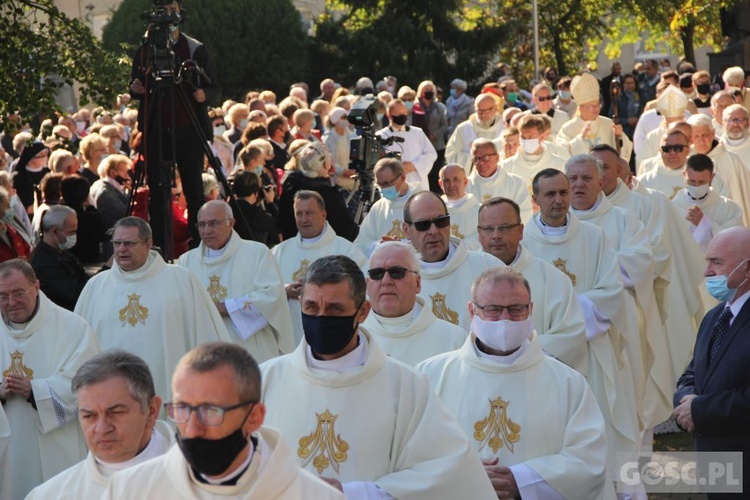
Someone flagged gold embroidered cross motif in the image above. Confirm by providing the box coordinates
[474,397,521,454]
[553,258,577,287]
[431,292,459,325]
[387,219,406,239]
[2,350,33,379]
[298,409,349,474]
[207,275,228,301]
[451,224,465,239]
[670,185,682,200]
[292,259,310,282]
[119,294,149,327]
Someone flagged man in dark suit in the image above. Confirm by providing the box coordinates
[674,226,750,499]
[600,62,622,117]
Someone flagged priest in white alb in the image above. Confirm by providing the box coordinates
[523,169,640,478]
[26,350,173,500]
[672,154,743,253]
[567,155,674,442]
[521,82,570,136]
[354,158,422,256]
[439,163,481,249]
[403,191,504,331]
[688,113,750,226]
[0,259,100,500]
[446,93,505,173]
[502,114,566,192]
[466,138,532,221]
[477,197,588,374]
[557,72,633,162]
[179,200,294,363]
[75,217,232,405]
[260,256,496,499]
[362,241,465,366]
[417,268,612,500]
[638,85,692,168]
[272,190,366,344]
[720,103,750,170]
[105,342,344,499]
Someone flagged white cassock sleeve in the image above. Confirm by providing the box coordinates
[509,464,564,500]
[691,214,713,252]
[342,482,394,499]
[225,297,269,340]
[576,293,612,340]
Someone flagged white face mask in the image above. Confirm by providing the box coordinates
[238,119,248,130]
[213,125,226,137]
[75,121,86,133]
[521,138,541,155]
[113,139,123,152]
[686,183,710,200]
[471,315,532,353]
[59,233,77,251]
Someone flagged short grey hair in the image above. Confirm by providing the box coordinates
[41,205,75,233]
[177,342,261,402]
[374,158,404,177]
[723,103,749,123]
[450,78,468,91]
[470,267,531,302]
[0,259,36,283]
[113,216,152,241]
[72,350,156,411]
[470,137,498,157]
[368,241,421,272]
[565,154,603,178]
[198,199,233,219]
[294,190,326,211]
[687,113,714,129]
[303,255,366,305]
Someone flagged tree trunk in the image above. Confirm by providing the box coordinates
[681,17,696,66]
[552,32,567,76]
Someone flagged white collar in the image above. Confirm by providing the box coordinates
[444,194,468,209]
[306,332,367,372]
[96,429,166,476]
[300,224,326,243]
[205,244,229,258]
[729,290,750,319]
[473,337,531,364]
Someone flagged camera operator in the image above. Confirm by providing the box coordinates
[129,0,217,253]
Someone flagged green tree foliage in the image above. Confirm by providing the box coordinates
[102,0,308,101]
[308,0,510,89]
[0,0,129,124]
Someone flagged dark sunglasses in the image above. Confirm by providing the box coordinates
[367,266,419,280]
[661,145,686,153]
[405,215,451,232]
[536,95,555,102]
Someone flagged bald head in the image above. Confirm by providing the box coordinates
[705,227,750,302]
[438,164,468,200]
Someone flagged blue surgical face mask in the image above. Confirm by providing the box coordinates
[253,165,264,175]
[376,113,385,122]
[404,101,414,112]
[559,90,572,100]
[2,208,13,224]
[449,89,457,98]
[380,185,399,201]
[705,258,749,302]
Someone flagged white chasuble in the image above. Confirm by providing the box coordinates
[104,427,345,500]
[417,334,610,500]
[1,292,100,499]
[260,328,497,499]
[510,245,588,373]
[500,146,566,193]
[27,420,174,500]
[363,297,466,366]
[354,183,422,257]
[179,230,294,363]
[523,214,640,465]
[74,251,232,404]
[557,115,633,161]
[706,143,750,226]
[272,222,366,344]
[446,115,505,173]
[442,193,481,250]
[638,161,730,201]
[572,195,673,429]
[467,168,533,223]
[417,238,505,331]
[672,189,744,252]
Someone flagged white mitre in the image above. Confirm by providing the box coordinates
[570,73,600,105]
[657,85,688,118]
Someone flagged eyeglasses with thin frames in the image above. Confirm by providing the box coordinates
[405,215,451,232]
[196,219,230,230]
[477,223,521,235]
[472,302,530,319]
[474,153,498,164]
[0,284,35,304]
[111,240,147,249]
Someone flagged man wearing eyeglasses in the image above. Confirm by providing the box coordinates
[179,200,293,365]
[466,138,532,221]
[720,103,750,171]
[75,216,231,408]
[417,268,610,500]
[523,169,640,484]
[438,163,481,249]
[567,154,673,452]
[362,241,465,366]
[27,350,172,500]
[354,158,422,257]
[446,93,506,173]
[403,191,503,330]
[104,342,344,499]
[0,259,100,499]
[260,255,496,499]
[477,197,587,373]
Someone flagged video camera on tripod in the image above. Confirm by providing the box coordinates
[139,0,184,80]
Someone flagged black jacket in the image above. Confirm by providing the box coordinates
[30,241,89,311]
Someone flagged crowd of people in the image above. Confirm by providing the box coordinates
[1,0,750,496]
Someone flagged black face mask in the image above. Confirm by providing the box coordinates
[391,114,408,126]
[423,91,435,101]
[696,83,711,96]
[302,304,362,355]
[176,406,254,477]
